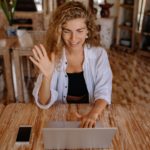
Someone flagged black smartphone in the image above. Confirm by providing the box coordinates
[16,125,32,144]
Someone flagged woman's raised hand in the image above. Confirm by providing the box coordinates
[29,44,55,79]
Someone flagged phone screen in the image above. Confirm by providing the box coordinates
[16,126,32,142]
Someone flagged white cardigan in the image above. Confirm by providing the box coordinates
[33,45,113,109]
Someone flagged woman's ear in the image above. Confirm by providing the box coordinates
[86,30,89,39]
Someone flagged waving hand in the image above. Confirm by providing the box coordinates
[29,44,55,79]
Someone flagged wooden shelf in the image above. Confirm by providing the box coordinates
[142,32,150,36]
[119,25,133,31]
[13,24,33,27]
[116,45,132,51]
[116,0,138,52]
[13,12,44,30]
[139,9,150,57]
[120,4,134,9]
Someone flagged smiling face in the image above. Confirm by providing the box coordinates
[62,18,88,52]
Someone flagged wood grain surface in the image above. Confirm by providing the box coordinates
[0,104,5,117]
[0,103,149,150]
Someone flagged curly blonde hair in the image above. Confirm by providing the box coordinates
[45,1,100,61]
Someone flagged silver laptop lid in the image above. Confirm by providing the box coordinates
[43,121,117,149]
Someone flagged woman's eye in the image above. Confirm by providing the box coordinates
[63,30,70,33]
[78,30,83,33]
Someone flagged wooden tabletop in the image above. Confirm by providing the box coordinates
[0,104,5,117]
[0,103,149,150]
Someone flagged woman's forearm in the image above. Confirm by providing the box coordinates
[38,75,52,105]
[90,99,108,118]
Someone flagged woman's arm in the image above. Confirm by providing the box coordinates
[29,44,55,105]
[38,75,52,105]
[88,99,107,118]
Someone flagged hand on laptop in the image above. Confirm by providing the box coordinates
[66,109,98,128]
[79,112,98,128]
[66,110,98,128]
[78,99,107,128]
[67,105,98,128]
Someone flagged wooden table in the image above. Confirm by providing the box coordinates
[0,38,17,103]
[0,104,5,117]
[0,103,149,150]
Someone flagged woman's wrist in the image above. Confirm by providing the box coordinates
[87,111,99,121]
[89,99,108,120]
[43,74,52,82]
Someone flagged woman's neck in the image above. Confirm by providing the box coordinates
[65,46,84,56]
[65,46,85,73]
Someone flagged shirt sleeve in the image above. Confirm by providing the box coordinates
[32,73,58,109]
[94,48,113,104]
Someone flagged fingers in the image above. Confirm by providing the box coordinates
[79,113,97,128]
[32,48,40,62]
[29,56,39,67]
[32,44,47,60]
[29,44,47,68]
[91,121,96,128]
[29,44,55,77]
[80,119,89,128]
[32,44,55,63]
[34,45,44,59]
[39,44,55,62]
[80,118,96,128]
[39,44,47,57]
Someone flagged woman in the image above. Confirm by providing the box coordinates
[29,1,112,128]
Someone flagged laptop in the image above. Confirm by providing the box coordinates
[42,121,117,149]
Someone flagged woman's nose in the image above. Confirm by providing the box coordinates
[70,33,77,41]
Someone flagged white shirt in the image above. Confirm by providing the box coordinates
[33,45,113,109]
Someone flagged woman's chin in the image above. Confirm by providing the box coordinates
[68,44,83,50]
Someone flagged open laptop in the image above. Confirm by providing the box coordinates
[42,121,117,149]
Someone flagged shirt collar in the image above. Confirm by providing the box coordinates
[60,44,89,71]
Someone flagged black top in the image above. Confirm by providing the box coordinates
[66,71,89,103]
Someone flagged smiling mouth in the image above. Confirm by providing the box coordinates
[69,42,80,46]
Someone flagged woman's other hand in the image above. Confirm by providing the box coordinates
[29,44,55,79]
[79,100,107,128]
[67,110,98,128]
[79,112,98,128]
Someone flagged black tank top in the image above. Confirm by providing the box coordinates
[67,71,89,103]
